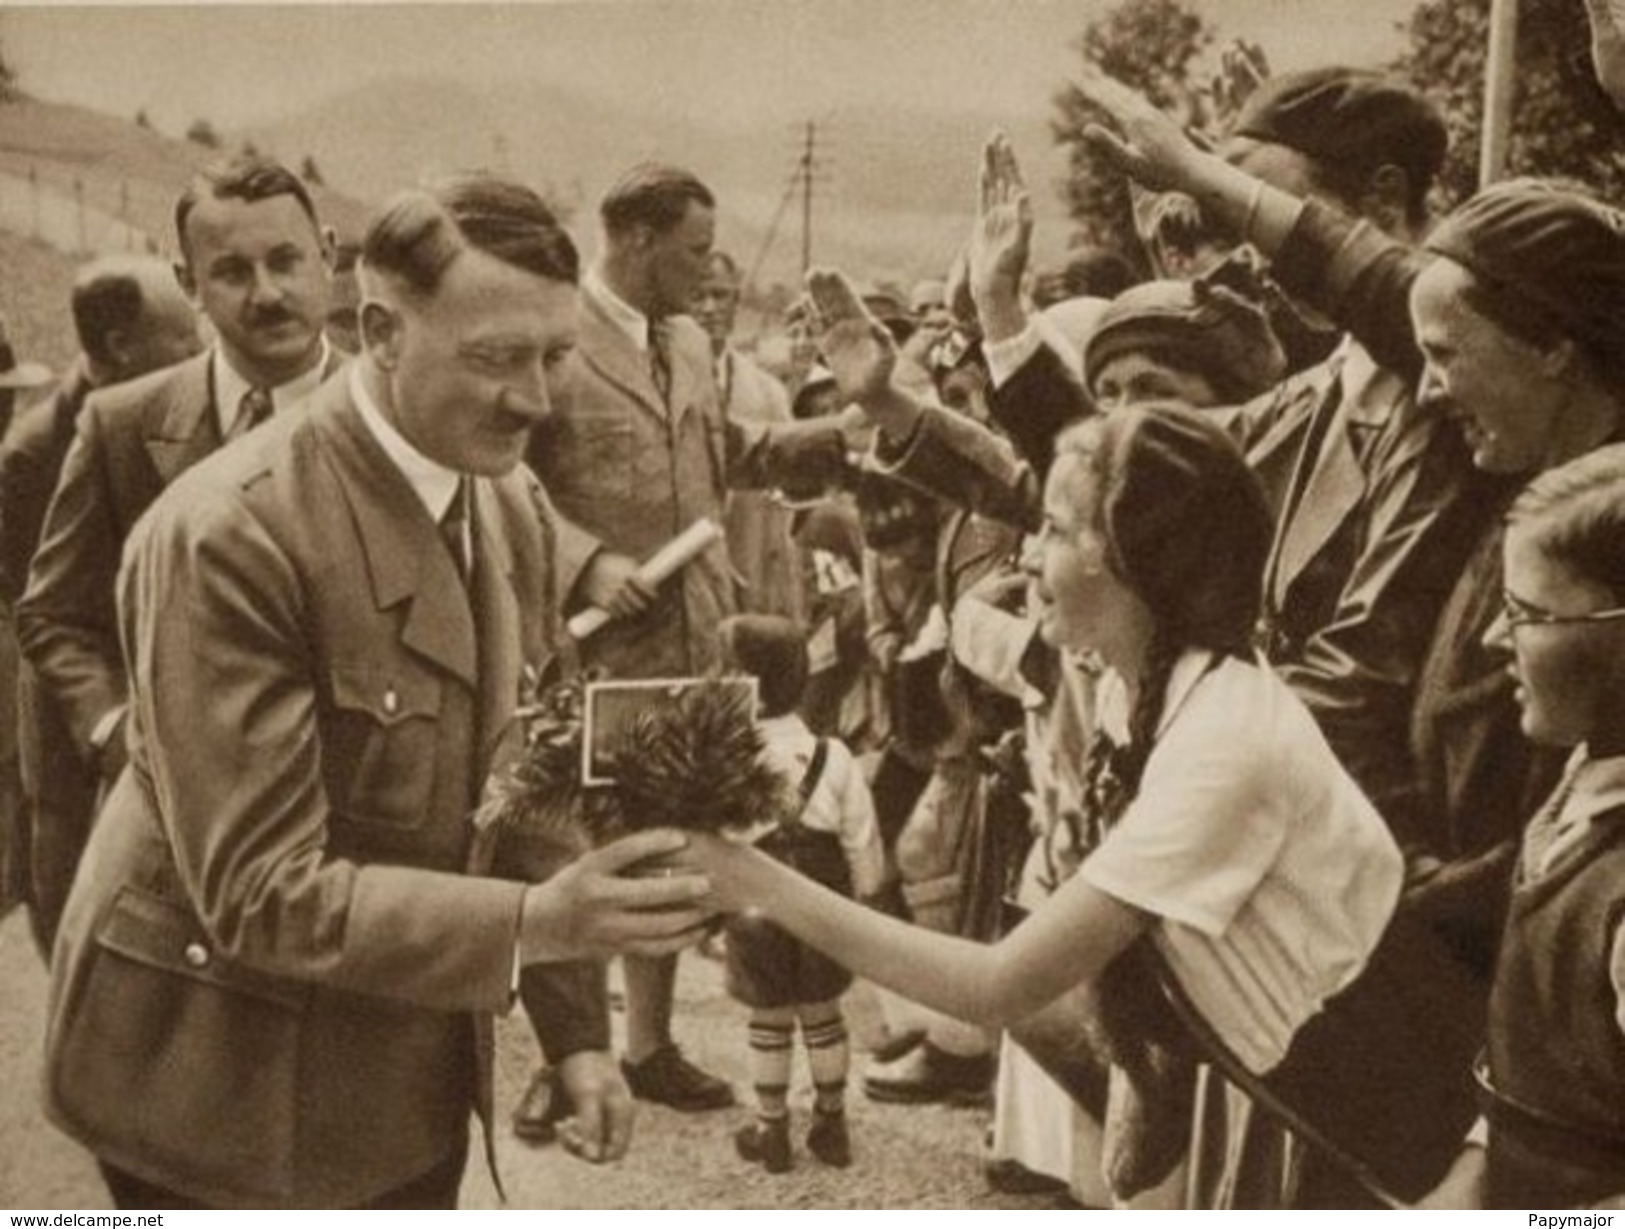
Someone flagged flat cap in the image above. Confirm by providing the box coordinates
[1084,279,1285,405]
[1425,177,1625,358]
[1230,67,1448,189]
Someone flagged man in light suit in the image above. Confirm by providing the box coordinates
[0,256,201,955]
[17,157,343,951]
[525,165,849,1118]
[43,173,712,1209]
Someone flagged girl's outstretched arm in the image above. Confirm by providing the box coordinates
[688,832,1150,1029]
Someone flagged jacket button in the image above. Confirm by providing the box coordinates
[183,941,210,968]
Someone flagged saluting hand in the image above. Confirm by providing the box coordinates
[1075,66,1208,195]
[804,269,898,407]
[967,131,1034,344]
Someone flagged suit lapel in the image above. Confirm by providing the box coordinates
[143,354,221,484]
[579,289,669,423]
[321,382,479,688]
[1271,393,1365,606]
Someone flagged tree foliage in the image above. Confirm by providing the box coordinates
[1391,0,1625,206]
[1052,0,1215,268]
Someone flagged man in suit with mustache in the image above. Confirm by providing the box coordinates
[18,156,344,953]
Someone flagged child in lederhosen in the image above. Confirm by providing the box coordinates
[719,615,885,1174]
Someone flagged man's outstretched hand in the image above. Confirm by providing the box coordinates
[1075,66,1209,195]
[968,131,1034,344]
[805,268,898,407]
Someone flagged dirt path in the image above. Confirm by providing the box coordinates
[0,910,1045,1209]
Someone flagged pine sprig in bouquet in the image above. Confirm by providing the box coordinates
[477,675,792,850]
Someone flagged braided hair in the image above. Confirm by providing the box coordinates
[1051,408,1273,832]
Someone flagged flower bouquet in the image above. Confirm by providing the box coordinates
[477,674,793,857]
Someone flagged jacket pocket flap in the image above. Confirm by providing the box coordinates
[96,886,305,1011]
[329,663,441,726]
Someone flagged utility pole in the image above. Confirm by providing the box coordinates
[1480,0,1520,187]
[799,121,816,275]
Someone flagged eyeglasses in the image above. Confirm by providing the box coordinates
[1502,589,1625,629]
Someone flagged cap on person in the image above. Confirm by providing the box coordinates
[1083,278,1286,404]
[1229,67,1448,221]
[1424,176,1625,381]
[1059,406,1272,656]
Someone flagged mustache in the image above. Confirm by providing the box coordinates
[246,305,302,329]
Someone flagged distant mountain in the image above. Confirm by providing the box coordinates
[247,73,1075,285]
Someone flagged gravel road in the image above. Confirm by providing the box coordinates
[0,909,1051,1210]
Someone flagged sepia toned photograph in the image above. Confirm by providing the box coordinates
[1,0,1623,1212]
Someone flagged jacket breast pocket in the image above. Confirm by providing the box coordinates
[49,886,304,1201]
[325,664,443,831]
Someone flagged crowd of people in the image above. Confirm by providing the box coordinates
[0,8,1623,1213]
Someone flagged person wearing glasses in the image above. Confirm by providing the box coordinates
[1419,445,1625,1210]
[1078,76,1625,989]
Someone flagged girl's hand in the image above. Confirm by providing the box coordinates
[670,829,766,915]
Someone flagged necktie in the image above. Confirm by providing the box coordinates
[229,385,273,441]
[439,477,473,587]
[648,317,673,404]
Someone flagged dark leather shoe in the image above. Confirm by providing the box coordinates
[806,1108,852,1168]
[736,1118,792,1173]
[621,1044,736,1112]
[864,1040,994,1106]
[511,1067,570,1145]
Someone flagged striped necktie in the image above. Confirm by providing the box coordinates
[228,385,273,441]
[648,317,673,404]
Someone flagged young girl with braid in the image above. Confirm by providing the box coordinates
[715,615,886,1175]
[685,407,1404,1206]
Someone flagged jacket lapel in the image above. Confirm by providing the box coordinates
[1271,394,1365,606]
[322,382,478,688]
[579,289,669,423]
[143,354,221,484]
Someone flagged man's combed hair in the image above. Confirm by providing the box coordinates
[600,163,714,237]
[174,155,320,260]
[363,172,580,294]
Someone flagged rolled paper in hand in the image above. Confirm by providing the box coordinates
[566,517,725,640]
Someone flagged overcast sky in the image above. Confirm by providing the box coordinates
[8,0,1419,135]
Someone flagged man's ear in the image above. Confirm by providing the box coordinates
[321,225,339,271]
[359,300,403,370]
